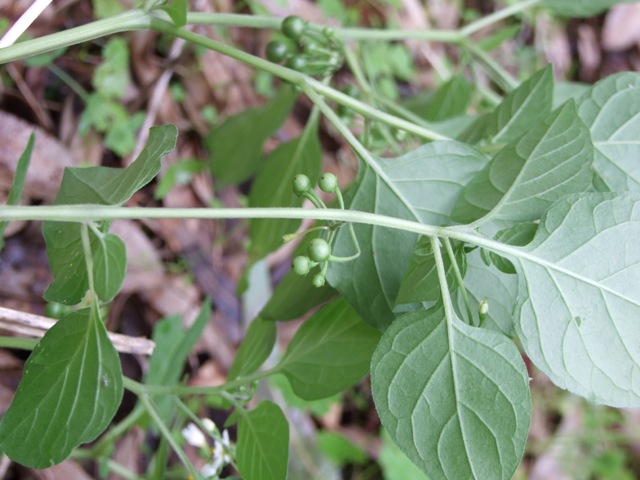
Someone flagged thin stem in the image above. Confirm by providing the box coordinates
[124,367,276,396]
[465,42,519,91]
[185,13,281,29]
[49,64,90,102]
[0,10,152,64]
[80,223,97,298]
[430,237,456,320]
[0,335,38,350]
[138,394,201,480]
[443,237,474,326]
[460,0,541,37]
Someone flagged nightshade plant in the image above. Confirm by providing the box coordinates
[1,0,640,478]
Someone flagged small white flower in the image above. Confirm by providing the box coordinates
[182,423,206,448]
[202,418,217,433]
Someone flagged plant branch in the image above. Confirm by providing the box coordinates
[443,238,474,325]
[459,0,541,37]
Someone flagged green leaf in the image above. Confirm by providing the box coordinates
[276,298,381,400]
[396,237,466,306]
[143,300,211,420]
[228,317,277,380]
[452,100,594,225]
[162,0,187,27]
[371,306,531,480]
[576,72,640,193]
[541,0,638,17]
[327,141,489,330]
[379,430,428,480]
[249,122,322,262]
[477,24,521,52]
[511,193,640,406]
[317,431,367,466]
[43,125,178,304]
[483,222,538,274]
[154,158,205,199]
[93,38,130,99]
[237,401,289,480]
[424,75,473,122]
[207,87,297,185]
[458,249,518,337]
[554,81,590,109]
[0,309,123,468]
[460,66,553,145]
[0,132,34,251]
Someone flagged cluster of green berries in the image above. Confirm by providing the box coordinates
[290,172,345,287]
[265,16,342,76]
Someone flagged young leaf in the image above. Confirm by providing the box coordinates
[576,72,640,193]
[237,401,289,480]
[484,222,538,274]
[207,87,297,185]
[143,299,211,421]
[0,132,34,251]
[276,298,381,400]
[327,141,489,330]
[452,101,593,225]
[0,309,123,468]
[459,66,553,145]
[395,237,466,306]
[541,0,639,18]
[424,75,473,122]
[43,125,178,304]
[371,305,531,480]
[249,122,322,262]
[162,0,187,27]
[511,193,640,406]
[457,249,518,336]
[228,317,277,380]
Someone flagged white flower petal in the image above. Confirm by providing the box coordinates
[182,423,206,447]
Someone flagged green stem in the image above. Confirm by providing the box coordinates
[430,237,456,321]
[123,367,276,396]
[443,237,474,326]
[464,42,519,91]
[0,9,151,64]
[459,0,541,37]
[138,394,201,479]
[0,204,535,270]
[0,336,38,349]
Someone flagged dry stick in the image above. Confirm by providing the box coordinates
[0,0,53,48]
[0,306,155,355]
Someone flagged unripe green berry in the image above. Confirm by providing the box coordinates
[322,27,335,39]
[308,238,331,262]
[281,15,307,40]
[292,256,312,276]
[312,273,326,288]
[265,40,293,63]
[318,173,338,193]
[292,174,311,195]
[286,55,308,72]
[303,40,322,54]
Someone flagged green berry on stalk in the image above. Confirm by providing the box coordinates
[322,27,335,39]
[318,173,338,193]
[312,273,326,288]
[308,238,331,262]
[281,15,307,40]
[286,55,308,72]
[292,174,311,195]
[303,40,322,54]
[265,40,292,63]
[292,256,312,276]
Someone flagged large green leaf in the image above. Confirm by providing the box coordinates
[0,309,123,468]
[42,125,177,304]
[452,101,593,225]
[327,141,489,330]
[276,298,381,400]
[511,193,640,406]
[371,306,531,480]
[228,317,277,380]
[576,72,640,193]
[541,0,639,17]
[237,401,289,480]
[248,122,322,262]
[207,87,297,185]
[459,66,553,145]
[424,74,473,122]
